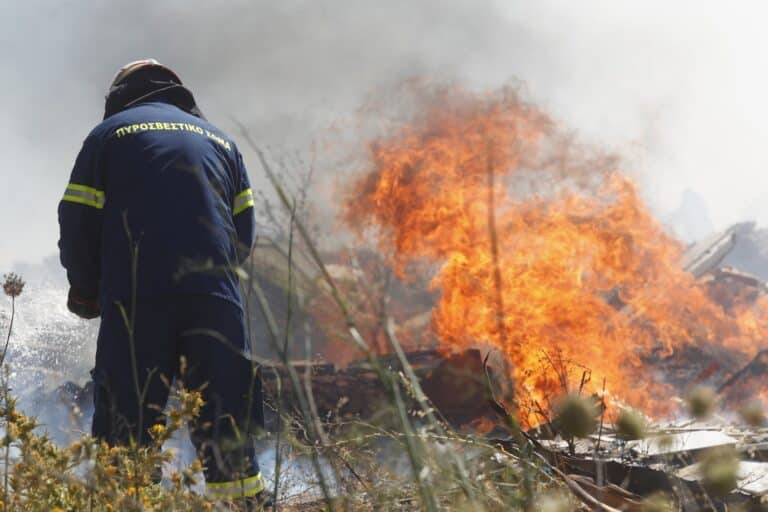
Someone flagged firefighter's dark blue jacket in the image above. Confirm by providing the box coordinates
[58,101,256,310]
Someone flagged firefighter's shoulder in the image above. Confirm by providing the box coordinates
[105,103,233,152]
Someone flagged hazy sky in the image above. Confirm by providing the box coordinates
[2,1,768,270]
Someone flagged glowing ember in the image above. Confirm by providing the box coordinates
[344,84,768,427]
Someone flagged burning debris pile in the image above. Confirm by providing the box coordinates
[341,84,768,428]
[243,219,768,509]
[311,84,768,507]
[257,217,768,431]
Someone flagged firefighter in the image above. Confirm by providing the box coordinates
[58,59,270,509]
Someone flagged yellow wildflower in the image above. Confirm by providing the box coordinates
[69,440,82,456]
[150,424,167,438]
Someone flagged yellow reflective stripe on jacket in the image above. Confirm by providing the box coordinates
[61,183,106,209]
[233,188,254,215]
[206,472,264,498]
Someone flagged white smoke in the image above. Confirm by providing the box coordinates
[7,1,768,267]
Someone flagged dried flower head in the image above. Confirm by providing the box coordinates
[686,386,717,420]
[615,408,648,441]
[2,274,24,299]
[701,446,739,497]
[739,400,766,427]
[537,491,572,512]
[641,492,675,512]
[555,394,599,439]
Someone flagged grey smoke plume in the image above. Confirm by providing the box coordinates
[4,1,768,267]
[1,0,518,268]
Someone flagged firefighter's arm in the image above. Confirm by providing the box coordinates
[58,133,105,319]
[232,149,256,264]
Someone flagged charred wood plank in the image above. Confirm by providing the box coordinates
[718,349,768,395]
[262,348,501,430]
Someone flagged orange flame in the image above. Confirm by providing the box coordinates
[344,84,768,426]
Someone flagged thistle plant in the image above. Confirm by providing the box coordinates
[1,273,24,369]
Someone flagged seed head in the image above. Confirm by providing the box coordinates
[641,492,675,512]
[615,408,648,440]
[555,394,599,439]
[537,491,572,512]
[739,400,766,427]
[701,447,739,497]
[686,386,717,420]
[2,274,24,299]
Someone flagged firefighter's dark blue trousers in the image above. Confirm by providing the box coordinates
[92,294,265,497]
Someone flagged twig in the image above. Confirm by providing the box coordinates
[595,378,607,453]
[272,202,299,510]
[0,297,15,369]
[529,450,622,512]
[482,352,525,442]
[119,212,149,507]
[249,254,337,510]
[2,370,10,503]
[595,377,607,504]
[271,367,284,510]
[485,138,516,352]
[383,319,479,507]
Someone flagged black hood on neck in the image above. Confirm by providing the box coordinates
[103,67,205,120]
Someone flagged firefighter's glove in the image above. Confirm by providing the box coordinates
[67,287,101,319]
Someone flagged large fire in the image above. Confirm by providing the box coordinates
[342,84,768,427]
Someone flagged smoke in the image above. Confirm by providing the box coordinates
[0,0,524,270]
[5,1,768,268]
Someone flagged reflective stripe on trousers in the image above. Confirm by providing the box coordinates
[206,472,265,499]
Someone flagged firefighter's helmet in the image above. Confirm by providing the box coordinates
[107,59,183,95]
[104,59,196,119]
